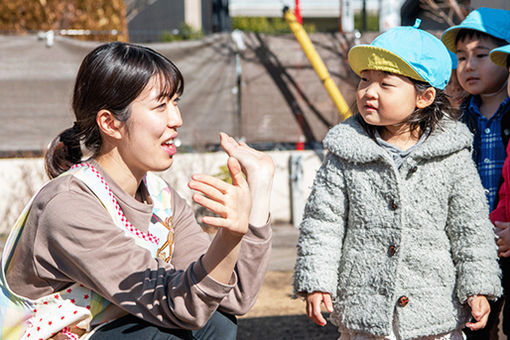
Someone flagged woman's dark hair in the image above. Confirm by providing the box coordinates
[455,29,508,49]
[357,78,455,140]
[45,42,184,178]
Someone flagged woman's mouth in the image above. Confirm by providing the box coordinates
[162,139,177,156]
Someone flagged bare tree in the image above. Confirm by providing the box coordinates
[420,0,470,26]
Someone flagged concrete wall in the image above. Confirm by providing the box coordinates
[0,150,323,234]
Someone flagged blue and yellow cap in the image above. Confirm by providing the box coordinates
[348,19,452,90]
[490,44,510,68]
[441,7,510,53]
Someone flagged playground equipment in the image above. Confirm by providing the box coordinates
[283,7,352,121]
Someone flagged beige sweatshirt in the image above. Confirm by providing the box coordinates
[6,160,272,329]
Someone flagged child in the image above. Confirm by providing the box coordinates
[489,44,510,338]
[293,21,502,340]
[0,42,274,339]
[441,7,510,212]
[441,8,510,338]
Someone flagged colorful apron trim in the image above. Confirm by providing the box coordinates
[0,163,173,339]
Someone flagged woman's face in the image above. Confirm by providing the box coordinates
[118,76,182,178]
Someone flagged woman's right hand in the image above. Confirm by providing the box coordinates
[306,291,333,326]
[188,156,251,237]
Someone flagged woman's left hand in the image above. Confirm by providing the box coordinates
[465,295,490,331]
[219,132,274,226]
[189,156,251,236]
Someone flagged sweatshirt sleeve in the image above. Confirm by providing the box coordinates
[169,188,272,316]
[34,188,235,330]
[446,149,502,303]
[293,153,348,298]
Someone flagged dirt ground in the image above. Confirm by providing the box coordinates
[237,271,338,340]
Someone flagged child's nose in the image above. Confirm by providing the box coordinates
[364,83,378,98]
[465,55,476,70]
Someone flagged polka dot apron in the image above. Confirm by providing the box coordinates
[0,163,173,339]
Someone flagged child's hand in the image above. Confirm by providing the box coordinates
[465,295,490,331]
[494,221,510,257]
[306,291,333,326]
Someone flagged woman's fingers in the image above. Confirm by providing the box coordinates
[190,174,230,194]
[228,157,247,187]
[192,193,226,216]
[219,132,238,156]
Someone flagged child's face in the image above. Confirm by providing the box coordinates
[356,70,418,127]
[456,36,509,95]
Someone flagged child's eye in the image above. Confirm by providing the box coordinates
[360,77,368,82]
[476,54,488,58]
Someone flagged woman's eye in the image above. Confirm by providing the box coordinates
[156,103,166,110]
[382,82,392,87]
[360,77,368,82]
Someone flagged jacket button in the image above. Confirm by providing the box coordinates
[388,245,397,256]
[398,296,409,307]
[389,200,398,210]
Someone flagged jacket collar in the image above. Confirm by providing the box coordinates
[324,116,473,164]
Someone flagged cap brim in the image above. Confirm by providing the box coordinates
[441,27,463,53]
[348,45,425,83]
[490,45,510,68]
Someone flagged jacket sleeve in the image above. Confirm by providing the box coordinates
[490,143,510,223]
[169,188,272,316]
[293,153,348,298]
[446,148,502,303]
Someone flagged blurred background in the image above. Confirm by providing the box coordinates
[2,1,510,338]
[0,0,507,234]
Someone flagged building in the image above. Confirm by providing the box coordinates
[127,0,230,42]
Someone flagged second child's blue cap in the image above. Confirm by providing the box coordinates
[348,19,452,89]
[490,44,510,68]
[441,7,510,53]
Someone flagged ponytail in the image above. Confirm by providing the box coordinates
[44,123,83,179]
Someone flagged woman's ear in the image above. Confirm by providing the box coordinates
[96,109,124,139]
[416,87,436,109]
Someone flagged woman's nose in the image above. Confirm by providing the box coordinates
[168,105,183,128]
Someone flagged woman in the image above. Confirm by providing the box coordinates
[1,42,274,339]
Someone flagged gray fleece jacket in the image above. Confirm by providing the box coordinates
[293,116,502,339]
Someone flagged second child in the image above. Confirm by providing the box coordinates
[442,7,510,339]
